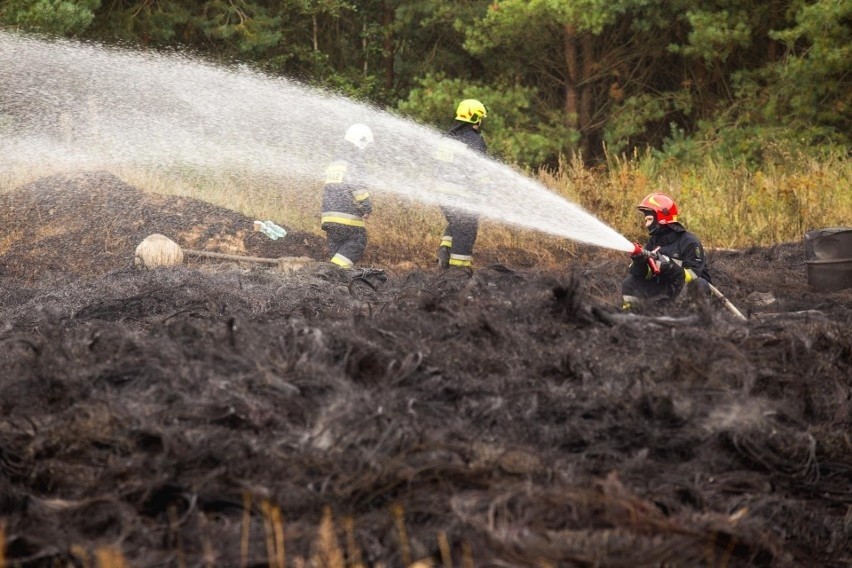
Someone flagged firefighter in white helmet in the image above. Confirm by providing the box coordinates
[320,123,374,268]
[435,99,488,269]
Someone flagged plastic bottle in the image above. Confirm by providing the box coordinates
[254,220,287,240]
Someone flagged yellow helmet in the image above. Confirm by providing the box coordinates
[455,99,488,124]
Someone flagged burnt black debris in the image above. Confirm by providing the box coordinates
[0,172,850,567]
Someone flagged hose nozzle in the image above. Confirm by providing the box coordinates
[631,242,660,275]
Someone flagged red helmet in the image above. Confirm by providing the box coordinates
[638,193,679,225]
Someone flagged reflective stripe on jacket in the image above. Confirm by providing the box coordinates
[321,211,366,227]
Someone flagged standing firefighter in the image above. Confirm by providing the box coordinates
[436,99,488,269]
[622,193,711,309]
[321,123,374,268]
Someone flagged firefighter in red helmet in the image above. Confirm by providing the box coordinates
[622,193,711,309]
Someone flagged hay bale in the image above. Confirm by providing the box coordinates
[134,234,184,269]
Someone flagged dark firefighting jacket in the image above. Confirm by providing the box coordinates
[448,122,486,154]
[434,122,487,199]
[630,224,711,283]
[320,146,372,229]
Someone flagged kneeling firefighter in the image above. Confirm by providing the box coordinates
[320,123,374,268]
[622,193,711,309]
[436,99,488,269]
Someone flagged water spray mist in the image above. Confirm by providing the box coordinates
[0,31,634,253]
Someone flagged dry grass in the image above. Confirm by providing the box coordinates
[1,152,849,268]
[0,502,423,568]
[539,150,852,249]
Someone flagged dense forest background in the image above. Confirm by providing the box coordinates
[1,0,849,169]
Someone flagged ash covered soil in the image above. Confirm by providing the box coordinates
[0,172,850,567]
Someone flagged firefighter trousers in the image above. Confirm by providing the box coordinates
[323,223,367,268]
[439,207,479,266]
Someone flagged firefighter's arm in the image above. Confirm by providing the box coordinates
[352,186,372,217]
[680,235,708,284]
[658,254,686,280]
[628,252,652,279]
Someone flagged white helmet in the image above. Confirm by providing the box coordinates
[345,123,374,149]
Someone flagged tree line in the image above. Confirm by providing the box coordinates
[1,0,849,167]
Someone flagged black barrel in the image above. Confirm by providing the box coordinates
[804,227,852,291]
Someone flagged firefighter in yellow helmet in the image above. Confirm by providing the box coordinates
[436,99,488,269]
[320,123,374,268]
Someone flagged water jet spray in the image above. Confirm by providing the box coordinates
[0,31,635,254]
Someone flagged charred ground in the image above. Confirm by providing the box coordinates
[0,172,850,567]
